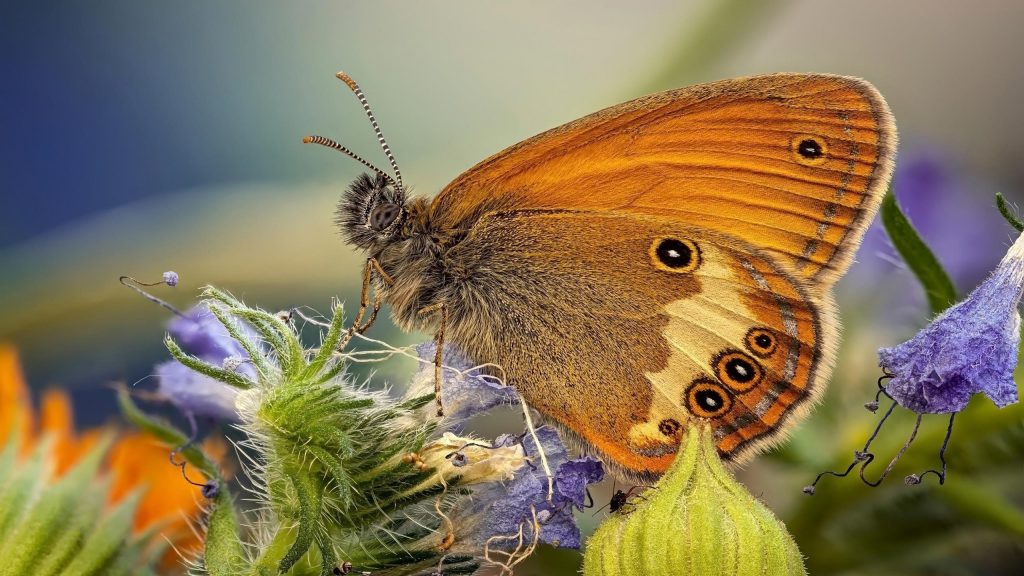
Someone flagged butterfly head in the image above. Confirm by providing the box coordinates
[337,172,409,250]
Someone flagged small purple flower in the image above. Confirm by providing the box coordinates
[465,426,605,550]
[413,343,519,423]
[155,361,241,422]
[162,270,180,287]
[810,231,1024,493]
[879,231,1024,414]
[156,303,256,421]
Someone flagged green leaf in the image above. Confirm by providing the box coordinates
[63,491,143,576]
[33,478,111,576]
[0,437,50,538]
[996,192,1024,232]
[881,191,957,314]
[116,388,221,480]
[116,389,245,574]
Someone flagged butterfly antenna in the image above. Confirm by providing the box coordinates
[301,135,396,185]
[335,71,405,193]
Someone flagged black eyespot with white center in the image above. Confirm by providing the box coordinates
[745,327,778,358]
[697,389,723,410]
[685,379,733,419]
[791,134,828,165]
[798,139,823,159]
[714,350,763,393]
[650,237,701,273]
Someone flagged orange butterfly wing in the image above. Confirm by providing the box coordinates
[430,73,896,288]
[442,210,829,479]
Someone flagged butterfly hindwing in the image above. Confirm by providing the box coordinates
[443,210,830,479]
[429,73,895,290]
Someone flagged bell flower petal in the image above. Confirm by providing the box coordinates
[879,230,1024,413]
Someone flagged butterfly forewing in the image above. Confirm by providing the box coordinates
[429,73,895,290]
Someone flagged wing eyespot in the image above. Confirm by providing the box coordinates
[685,379,733,419]
[791,134,829,166]
[650,237,701,273]
[714,349,763,393]
[658,418,682,437]
[745,328,778,358]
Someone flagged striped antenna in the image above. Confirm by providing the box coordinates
[335,71,404,193]
[302,135,396,186]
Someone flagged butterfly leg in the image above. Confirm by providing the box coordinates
[338,257,393,350]
[417,302,450,417]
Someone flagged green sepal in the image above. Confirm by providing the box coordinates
[278,458,323,574]
[205,486,246,576]
[303,300,348,380]
[165,333,253,390]
[208,302,274,377]
[996,192,1024,232]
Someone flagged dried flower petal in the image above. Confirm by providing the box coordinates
[410,343,519,423]
[456,426,604,551]
[879,231,1024,413]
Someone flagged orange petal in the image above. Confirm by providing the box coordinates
[107,433,208,537]
[0,344,33,449]
[40,389,81,474]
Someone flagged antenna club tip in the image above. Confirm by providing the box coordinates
[335,71,359,90]
[302,136,315,144]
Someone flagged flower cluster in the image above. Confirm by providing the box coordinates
[140,286,604,575]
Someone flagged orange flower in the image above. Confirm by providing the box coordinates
[0,342,220,570]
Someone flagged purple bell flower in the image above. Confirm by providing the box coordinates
[809,231,1024,493]
[412,343,520,423]
[155,303,255,421]
[879,231,1024,414]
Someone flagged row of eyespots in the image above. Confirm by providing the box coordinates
[677,328,780,423]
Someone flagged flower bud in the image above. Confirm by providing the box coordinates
[584,423,805,576]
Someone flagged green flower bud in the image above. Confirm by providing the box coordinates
[584,423,805,576]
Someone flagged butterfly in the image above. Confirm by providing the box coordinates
[306,72,896,481]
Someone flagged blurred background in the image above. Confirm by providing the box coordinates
[3,1,1024,574]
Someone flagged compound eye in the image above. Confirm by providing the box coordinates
[368,203,401,231]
